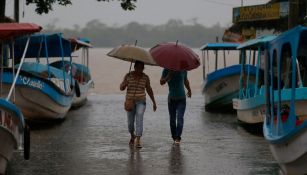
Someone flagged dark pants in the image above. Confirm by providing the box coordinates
[168,98,186,141]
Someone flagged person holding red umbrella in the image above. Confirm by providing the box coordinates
[151,41,199,145]
[160,69,191,145]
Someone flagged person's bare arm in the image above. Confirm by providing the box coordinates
[120,74,129,91]
[184,78,192,98]
[146,78,157,111]
[160,71,174,85]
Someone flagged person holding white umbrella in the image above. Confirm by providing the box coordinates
[120,61,157,148]
[107,43,157,148]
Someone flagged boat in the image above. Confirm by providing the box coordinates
[264,26,307,174]
[201,42,256,113]
[51,38,94,107]
[0,23,41,174]
[1,33,76,120]
[232,36,277,125]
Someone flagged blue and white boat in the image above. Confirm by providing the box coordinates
[51,38,94,107]
[264,26,307,174]
[233,36,277,125]
[1,33,76,121]
[0,23,41,174]
[201,42,256,112]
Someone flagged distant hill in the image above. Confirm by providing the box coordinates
[43,19,226,48]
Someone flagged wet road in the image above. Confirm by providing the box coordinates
[7,94,279,175]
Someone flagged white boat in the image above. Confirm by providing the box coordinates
[232,35,277,125]
[2,33,76,121]
[0,23,41,174]
[51,38,94,107]
[264,26,307,174]
[201,43,258,113]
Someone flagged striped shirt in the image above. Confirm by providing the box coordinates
[125,71,150,101]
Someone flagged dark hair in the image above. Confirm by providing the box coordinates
[134,60,144,68]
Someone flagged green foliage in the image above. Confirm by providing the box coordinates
[26,0,136,14]
[43,19,225,48]
[97,0,136,11]
[26,0,72,14]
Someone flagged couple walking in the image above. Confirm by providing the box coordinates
[120,61,192,148]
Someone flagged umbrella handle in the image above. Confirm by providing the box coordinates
[130,40,137,74]
[129,60,133,74]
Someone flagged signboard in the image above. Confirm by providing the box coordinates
[233,2,289,23]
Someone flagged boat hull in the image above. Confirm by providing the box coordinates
[204,75,240,113]
[236,106,265,124]
[268,128,307,175]
[2,70,73,120]
[2,84,71,120]
[233,92,265,124]
[0,126,17,174]
[72,80,93,107]
[0,100,23,174]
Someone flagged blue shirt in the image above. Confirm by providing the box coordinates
[162,69,187,99]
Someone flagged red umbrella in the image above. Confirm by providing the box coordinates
[150,41,200,71]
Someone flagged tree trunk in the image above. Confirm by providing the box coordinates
[0,0,6,23]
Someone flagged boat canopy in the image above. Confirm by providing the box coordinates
[0,23,42,40]
[200,43,239,51]
[50,60,91,76]
[237,35,277,50]
[12,33,72,58]
[69,38,92,52]
[17,62,69,79]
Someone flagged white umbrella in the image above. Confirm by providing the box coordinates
[107,44,157,66]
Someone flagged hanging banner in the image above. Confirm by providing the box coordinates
[233,2,289,23]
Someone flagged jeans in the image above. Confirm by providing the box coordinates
[127,100,146,137]
[168,98,186,141]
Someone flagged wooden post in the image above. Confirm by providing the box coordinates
[0,0,6,23]
[215,50,218,71]
[215,36,219,71]
[252,50,256,66]
[223,50,226,68]
[202,51,206,79]
[14,0,19,22]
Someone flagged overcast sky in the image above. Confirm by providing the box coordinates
[5,0,269,28]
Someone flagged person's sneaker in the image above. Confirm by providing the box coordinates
[174,140,180,146]
[135,139,142,148]
[129,135,136,146]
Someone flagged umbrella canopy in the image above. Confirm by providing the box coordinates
[107,44,156,65]
[150,42,200,71]
[0,23,42,40]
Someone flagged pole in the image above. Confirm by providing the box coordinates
[14,0,19,22]
[288,0,300,29]
[241,0,243,7]
[0,0,6,22]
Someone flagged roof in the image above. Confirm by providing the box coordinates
[69,38,92,52]
[13,33,72,58]
[200,43,240,50]
[237,35,277,50]
[0,23,42,40]
[267,25,307,57]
